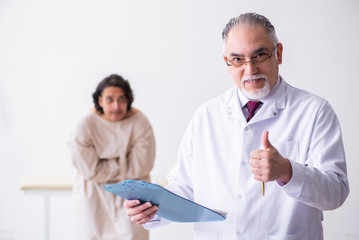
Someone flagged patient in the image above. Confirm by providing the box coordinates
[68,74,156,240]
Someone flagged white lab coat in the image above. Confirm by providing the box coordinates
[144,76,349,240]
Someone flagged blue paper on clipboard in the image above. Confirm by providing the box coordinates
[103,180,226,223]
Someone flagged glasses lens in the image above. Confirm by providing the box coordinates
[228,57,245,67]
[254,53,270,63]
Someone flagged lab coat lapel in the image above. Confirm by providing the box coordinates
[226,87,247,125]
[250,102,278,123]
[247,76,286,124]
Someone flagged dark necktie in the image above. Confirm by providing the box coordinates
[246,101,262,122]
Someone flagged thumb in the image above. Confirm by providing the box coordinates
[262,130,273,149]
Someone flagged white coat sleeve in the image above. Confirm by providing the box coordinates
[143,115,196,229]
[282,101,349,210]
[68,117,121,183]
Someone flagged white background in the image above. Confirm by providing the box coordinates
[0,0,358,239]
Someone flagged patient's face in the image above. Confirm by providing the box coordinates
[99,86,128,122]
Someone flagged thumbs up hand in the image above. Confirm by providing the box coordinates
[249,130,292,183]
[261,129,274,150]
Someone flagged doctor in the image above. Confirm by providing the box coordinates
[124,13,349,239]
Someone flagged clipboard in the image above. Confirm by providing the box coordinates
[103,180,226,222]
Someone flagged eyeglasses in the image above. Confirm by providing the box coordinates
[225,43,279,67]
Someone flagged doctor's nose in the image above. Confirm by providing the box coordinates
[243,61,258,76]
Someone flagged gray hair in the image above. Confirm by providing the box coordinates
[222,13,279,51]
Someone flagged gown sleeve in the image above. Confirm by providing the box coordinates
[124,114,156,180]
[68,114,122,183]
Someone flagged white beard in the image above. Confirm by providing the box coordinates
[241,74,270,100]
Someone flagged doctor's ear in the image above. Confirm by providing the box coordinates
[276,43,283,64]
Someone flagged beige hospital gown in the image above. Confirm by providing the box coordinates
[68,110,156,240]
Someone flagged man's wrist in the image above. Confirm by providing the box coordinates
[279,158,293,184]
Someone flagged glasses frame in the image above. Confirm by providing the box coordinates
[226,43,279,67]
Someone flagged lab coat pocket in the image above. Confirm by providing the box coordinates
[267,230,307,240]
[273,141,299,163]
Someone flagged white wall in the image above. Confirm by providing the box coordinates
[0,0,358,239]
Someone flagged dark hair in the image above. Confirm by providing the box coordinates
[92,74,134,113]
